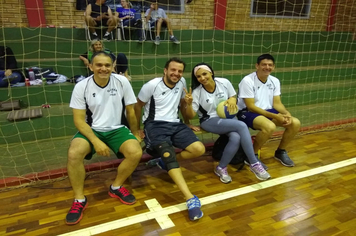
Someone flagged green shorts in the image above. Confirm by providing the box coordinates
[72,126,137,160]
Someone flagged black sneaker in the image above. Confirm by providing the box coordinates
[65,197,87,225]
[91,34,99,40]
[103,34,111,41]
[108,186,136,205]
[244,155,268,170]
[274,149,294,167]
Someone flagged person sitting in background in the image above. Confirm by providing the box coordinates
[237,54,301,167]
[84,0,117,41]
[185,62,271,183]
[145,1,180,45]
[0,46,23,87]
[115,0,144,42]
[79,39,130,80]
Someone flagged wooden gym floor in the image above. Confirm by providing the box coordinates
[0,126,356,236]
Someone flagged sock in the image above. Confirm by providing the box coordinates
[75,198,86,203]
[111,185,121,190]
[170,35,174,38]
[104,31,110,36]
[92,32,98,36]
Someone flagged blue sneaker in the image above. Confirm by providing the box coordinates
[157,158,167,171]
[186,195,203,221]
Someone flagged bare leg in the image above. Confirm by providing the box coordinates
[84,16,97,34]
[112,139,142,187]
[252,116,276,153]
[67,138,91,199]
[165,18,174,36]
[167,141,205,200]
[155,18,163,36]
[107,17,117,33]
[278,117,301,150]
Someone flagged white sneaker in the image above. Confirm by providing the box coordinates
[214,166,232,183]
[250,162,271,180]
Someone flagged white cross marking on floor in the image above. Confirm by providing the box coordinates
[59,157,356,236]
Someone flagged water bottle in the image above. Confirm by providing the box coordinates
[25,78,30,86]
[28,69,35,81]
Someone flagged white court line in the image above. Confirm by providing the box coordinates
[59,157,356,236]
[145,199,175,229]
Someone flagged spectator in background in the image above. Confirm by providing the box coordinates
[0,46,23,87]
[79,39,130,80]
[115,0,144,42]
[145,1,180,45]
[84,0,117,41]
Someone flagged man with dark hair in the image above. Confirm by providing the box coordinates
[145,1,180,45]
[237,54,300,167]
[84,0,117,40]
[0,46,23,87]
[65,51,142,225]
[134,57,205,221]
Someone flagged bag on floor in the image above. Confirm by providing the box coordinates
[212,134,247,170]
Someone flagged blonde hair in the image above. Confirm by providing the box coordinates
[89,39,104,52]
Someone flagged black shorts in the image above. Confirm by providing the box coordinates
[144,121,199,150]
[95,18,109,27]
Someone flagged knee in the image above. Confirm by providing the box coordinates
[290,117,301,130]
[125,148,142,162]
[155,142,179,171]
[261,122,276,134]
[67,147,86,164]
[228,132,240,144]
[190,142,205,157]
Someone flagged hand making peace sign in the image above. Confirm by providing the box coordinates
[183,87,193,105]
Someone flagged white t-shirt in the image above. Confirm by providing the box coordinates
[138,77,187,123]
[192,77,236,120]
[70,74,137,132]
[145,8,167,21]
[237,72,281,110]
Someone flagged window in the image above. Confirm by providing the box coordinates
[251,0,311,19]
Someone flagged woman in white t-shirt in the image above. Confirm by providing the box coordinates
[184,63,271,183]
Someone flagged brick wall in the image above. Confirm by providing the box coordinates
[334,0,356,31]
[0,0,28,27]
[0,0,355,32]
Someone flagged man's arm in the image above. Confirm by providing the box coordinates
[85,4,92,18]
[134,98,146,138]
[145,6,153,22]
[73,108,111,157]
[272,96,290,115]
[125,104,141,141]
[272,96,292,125]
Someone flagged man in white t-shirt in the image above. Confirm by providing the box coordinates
[145,1,180,45]
[65,51,142,225]
[134,57,205,221]
[237,54,300,167]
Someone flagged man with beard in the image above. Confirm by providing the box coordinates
[134,57,205,221]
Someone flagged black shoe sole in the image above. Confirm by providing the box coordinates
[274,156,295,167]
